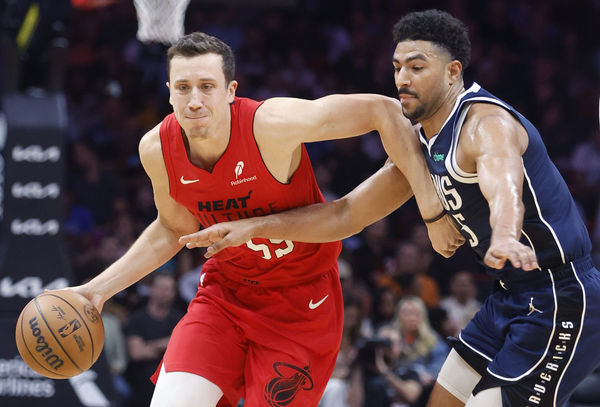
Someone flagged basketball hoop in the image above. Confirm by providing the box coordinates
[133,0,191,45]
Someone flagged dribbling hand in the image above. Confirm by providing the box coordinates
[45,285,106,313]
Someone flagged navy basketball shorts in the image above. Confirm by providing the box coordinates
[453,256,600,406]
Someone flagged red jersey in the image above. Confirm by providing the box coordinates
[160,97,341,286]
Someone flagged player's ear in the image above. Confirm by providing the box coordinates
[448,60,462,85]
[227,80,238,103]
[166,82,174,105]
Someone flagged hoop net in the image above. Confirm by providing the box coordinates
[133,0,191,45]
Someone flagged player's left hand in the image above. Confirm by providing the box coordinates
[179,218,256,258]
[484,237,539,270]
[425,214,466,258]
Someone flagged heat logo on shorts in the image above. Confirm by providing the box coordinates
[264,362,313,407]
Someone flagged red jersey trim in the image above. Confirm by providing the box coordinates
[159,115,177,201]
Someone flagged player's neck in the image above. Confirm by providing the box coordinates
[184,120,231,171]
[419,84,465,139]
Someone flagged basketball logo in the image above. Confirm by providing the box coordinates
[58,319,82,337]
[264,362,313,407]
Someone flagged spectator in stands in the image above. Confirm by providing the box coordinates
[378,296,450,404]
[378,241,440,308]
[320,295,365,407]
[440,271,481,335]
[101,299,131,402]
[124,272,183,407]
[68,141,127,227]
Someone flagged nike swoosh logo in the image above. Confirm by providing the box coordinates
[180,176,200,184]
[309,295,329,310]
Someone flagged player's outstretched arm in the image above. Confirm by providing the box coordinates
[255,94,463,255]
[465,104,539,270]
[67,125,199,312]
[255,94,402,148]
[377,102,465,257]
[180,161,410,257]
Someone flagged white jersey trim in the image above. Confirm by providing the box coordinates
[420,82,481,153]
[521,229,536,255]
[446,104,478,184]
[445,94,513,184]
[419,127,438,156]
[522,163,566,264]
[458,332,493,362]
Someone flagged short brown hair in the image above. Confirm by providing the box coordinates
[166,32,235,83]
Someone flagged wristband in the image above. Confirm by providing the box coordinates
[423,209,446,224]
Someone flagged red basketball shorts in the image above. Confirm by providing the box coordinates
[151,265,343,407]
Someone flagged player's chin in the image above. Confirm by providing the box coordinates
[185,123,210,137]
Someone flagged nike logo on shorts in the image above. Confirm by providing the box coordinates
[309,295,329,310]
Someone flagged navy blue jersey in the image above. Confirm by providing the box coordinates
[419,82,591,278]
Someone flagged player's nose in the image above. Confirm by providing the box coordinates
[395,68,411,88]
[188,87,205,109]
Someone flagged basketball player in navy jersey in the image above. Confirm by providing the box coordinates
[62,32,463,407]
[180,10,600,407]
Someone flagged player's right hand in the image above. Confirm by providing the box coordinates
[179,218,255,258]
[425,214,466,258]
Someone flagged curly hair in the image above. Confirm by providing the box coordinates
[393,9,471,70]
[166,32,236,84]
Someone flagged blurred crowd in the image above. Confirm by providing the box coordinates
[2,0,600,406]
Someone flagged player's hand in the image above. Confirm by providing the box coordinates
[425,214,466,258]
[45,284,106,313]
[179,218,256,258]
[484,236,539,270]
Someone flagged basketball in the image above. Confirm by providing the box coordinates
[15,290,104,379]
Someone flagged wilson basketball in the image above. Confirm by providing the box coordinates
[15,290,104,379]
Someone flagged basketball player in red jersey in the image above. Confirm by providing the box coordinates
[66,32,463,407]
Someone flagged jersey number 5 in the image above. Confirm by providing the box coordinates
[246,239,295,260]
